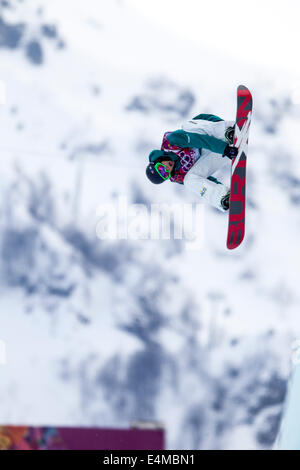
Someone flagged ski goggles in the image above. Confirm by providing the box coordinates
[154,162,171,180]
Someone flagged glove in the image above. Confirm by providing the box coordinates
[223,144,238,159]
[220,191,230,211]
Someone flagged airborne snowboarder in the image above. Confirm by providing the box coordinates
[145,113,238,212]
[146,86,252,249]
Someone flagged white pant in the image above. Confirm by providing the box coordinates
[182,119,234,212]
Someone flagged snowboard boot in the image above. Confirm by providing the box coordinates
[221,191,230,211]
[225,126,235,145]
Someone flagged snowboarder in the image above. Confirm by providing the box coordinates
[145,113,238,212]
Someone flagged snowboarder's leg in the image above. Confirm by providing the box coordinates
[184,149,230,212]
[182,119,235,142]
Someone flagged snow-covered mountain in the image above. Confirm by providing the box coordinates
[0,0,299,449]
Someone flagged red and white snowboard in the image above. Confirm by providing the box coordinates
[226,85,253,250]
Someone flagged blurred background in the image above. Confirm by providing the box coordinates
[0,0,300,450]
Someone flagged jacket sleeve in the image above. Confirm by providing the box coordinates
[168,129,227,155]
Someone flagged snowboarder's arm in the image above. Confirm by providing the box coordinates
[168,130,227,155]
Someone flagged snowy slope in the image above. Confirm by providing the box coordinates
[0,0,299,449]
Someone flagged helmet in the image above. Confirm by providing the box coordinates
[146,162,165,184]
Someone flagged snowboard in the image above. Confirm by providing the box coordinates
[226,85,253,250]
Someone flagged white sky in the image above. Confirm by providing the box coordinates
[127,0,300,75]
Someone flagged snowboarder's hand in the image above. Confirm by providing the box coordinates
[223,144,238,159]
